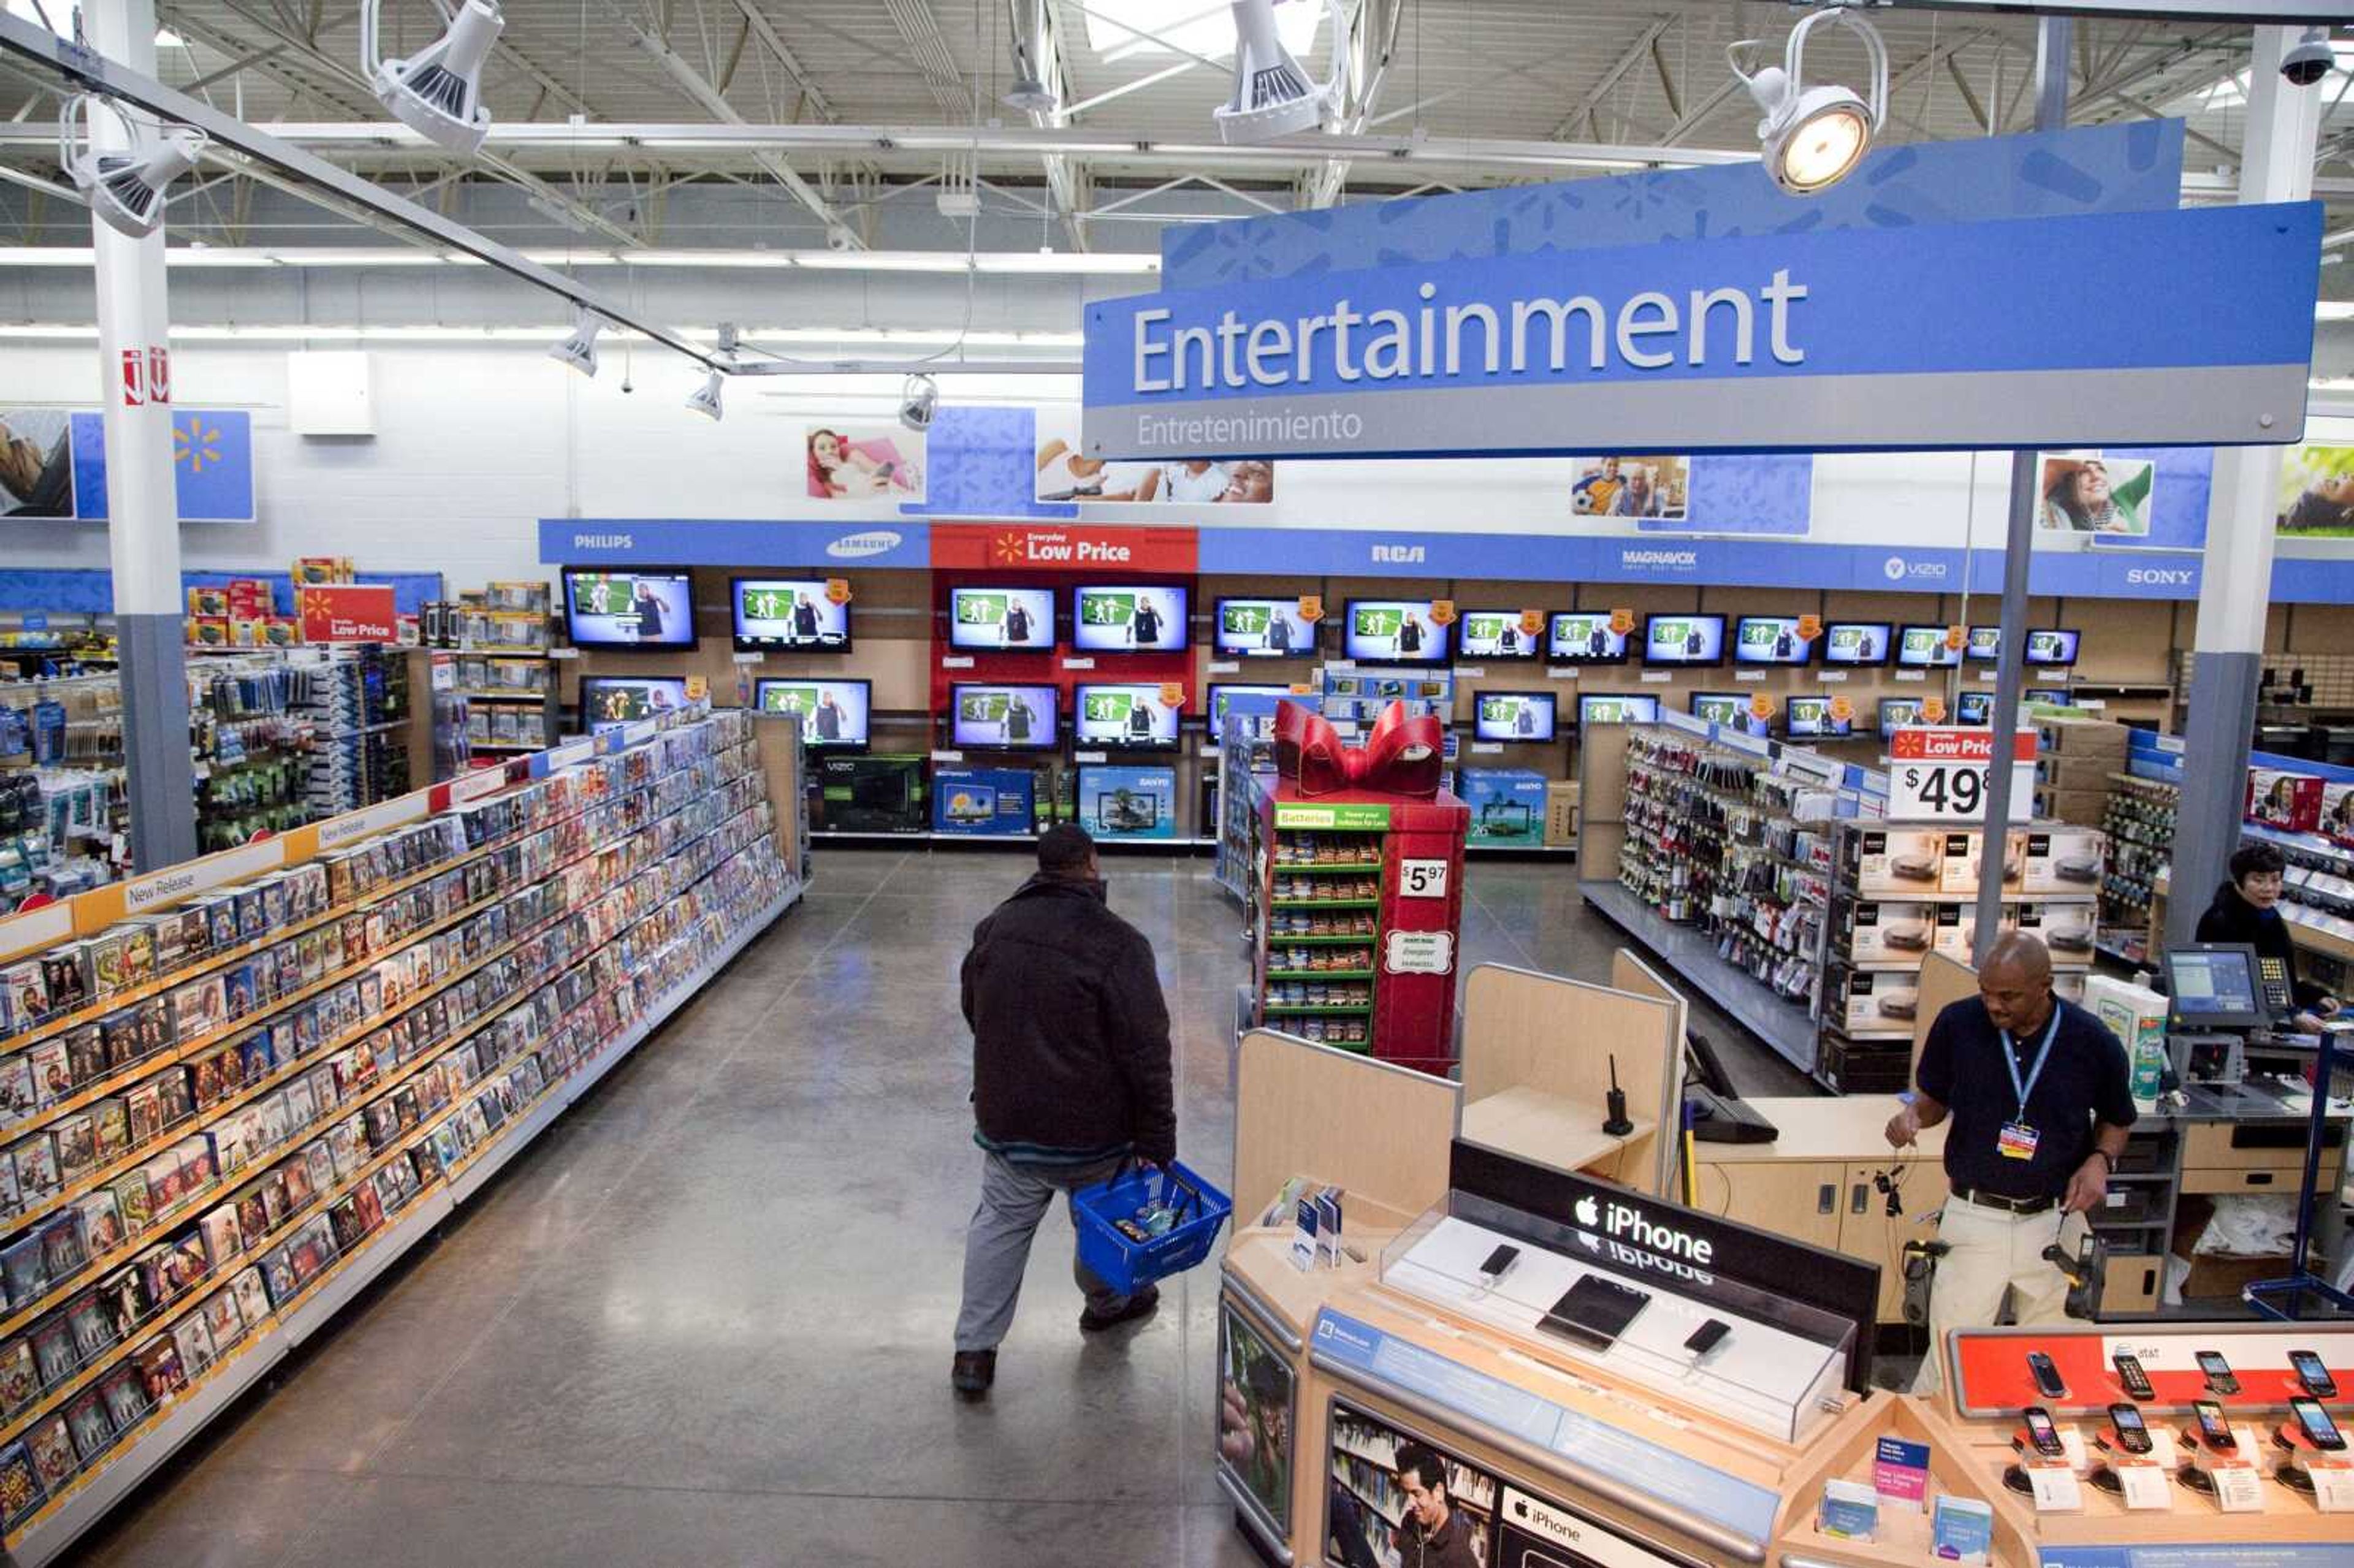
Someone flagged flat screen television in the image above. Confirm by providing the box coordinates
[2024,629,2082,667]
[1341,599,1450,664]
[1965,626,2003,663]
[562,568,697,651]
[731,577,850,653]
[1732,615,1812,667]
[1690,692,1767,736]
[577,676,691,725]
[1577,694,1660,725]
[1821,622,1892,667]
[1213,598,1316,658]
[1074,683,1181,749]
[1207,683,1295,729]
[2027,686,2073,706]
[947,587,1054,652]
[1878,697,1926,737]
[1072,584,1190,654]
[1546,612,1629,664]
[950,683,1059,750]
[1456,611,1542,663]
[1785,695,1852,738]
[753,677,870,751]
[1956,691,1994,725]
[1472,691,1556,742]
[1895,625,1962,668]
[1642,614,1727,667]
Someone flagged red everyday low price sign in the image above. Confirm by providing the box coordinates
[1888,726,2038,764]
[297,584,398,643]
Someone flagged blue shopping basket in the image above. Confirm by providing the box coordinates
[1072,1160,1233,1296]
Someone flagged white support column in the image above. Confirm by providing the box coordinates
[86,0,199,870]
[2168,25,2324,945]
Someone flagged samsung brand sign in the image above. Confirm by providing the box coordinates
[827,530,903,560]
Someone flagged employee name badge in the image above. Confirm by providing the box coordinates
[1997,1121,2040,1160]
[1998,1011,2061,1160]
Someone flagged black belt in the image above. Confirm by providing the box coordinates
[1952,1186,2059,1216]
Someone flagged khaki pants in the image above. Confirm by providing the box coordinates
[1913,1197,2090,1396]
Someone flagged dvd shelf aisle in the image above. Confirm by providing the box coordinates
[2100,775,2177,966]
[0,706,801,1565]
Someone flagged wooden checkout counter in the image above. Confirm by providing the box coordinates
[1216,954,2354,1567]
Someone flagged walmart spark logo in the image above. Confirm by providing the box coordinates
[174,414,225,475]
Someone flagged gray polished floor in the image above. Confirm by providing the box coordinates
[69,850,1807,1567]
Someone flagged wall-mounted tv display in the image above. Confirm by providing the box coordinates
[1955,691,1994,725]
[1472,691,1556,742]
[1785,695,1852,738]
[562,568,697,651]
[1342,599,1450,664]
[1895,625,1962,668]
[1821,622,1892,667]
[1072,584,1190,653]
[950,683,1059,749]
[1577,694,1660,725]
[1877,698,1925,737]
[1733,615,1811,667]
[1642,614,1726,667]
[1213,598,1316,658]
[1207,683,1295,729]
[578,676,691,724]
[2024,629,2081,667]
[947,587,1054,652]
[1546,612,1629,664]
[2027,687,2073,706]
[1456,611,1542,663]
[1690,692,1767,736]
[731,577,850,653]
[753,678,870,750]
[1074,683,1181,749]
[1965,626,2003,663]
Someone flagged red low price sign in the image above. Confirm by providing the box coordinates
[298,584,398,644]
[1889,727,2037,823]
[1888,726,2038,764]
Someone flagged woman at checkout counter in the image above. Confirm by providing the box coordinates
[2195,843,2341,1030]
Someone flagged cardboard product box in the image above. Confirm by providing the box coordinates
[2021,900,2097,962]
[2247,768,2323,834]
[932,767,1038,837]
[2084,973,2168,1109]
[2323,782,2354,847]
[1461,768,1547,846]
[1078,765,1178,841]
[1845,900,1937,964]
[1932,903,1997,959]
[2036,753,2117,794]
[1544,780,1581,847]
[2051,972,2086,1004]
[1836,970,1921,1035]
[2019,826,2105,894]
[2033,786,2109,828]
[2036,717,2130,758]
[1938,831,2027,894]
[1854,829,1949,896]
[186,587,229,617]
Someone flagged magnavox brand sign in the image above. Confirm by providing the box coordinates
[1889,727,2038,764]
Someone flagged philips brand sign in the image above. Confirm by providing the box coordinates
[1084,203,2320,459]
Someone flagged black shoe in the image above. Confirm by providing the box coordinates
[951,1350,996,1399]
[1079,1284,1160,1334]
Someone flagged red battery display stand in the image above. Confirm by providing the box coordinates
[1251,701,1469,1078]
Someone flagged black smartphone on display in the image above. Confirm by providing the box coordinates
[2196,1349,2239,1396]
[2112,1352,2154,1401]
[1684,1319,1732,1359]
[2027,1350,2068,1400]
[2022,1406,2067,1459]
[2193,1400,2236,1451]
[1478,1244,1521,1282]
[2290,1397,2347,1452]
[2106,1403,2152,1455]
[1537,1276,1651,1352]
[2289,1349,2339,1401]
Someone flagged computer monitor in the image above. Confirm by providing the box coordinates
[2161,943,2272,1030]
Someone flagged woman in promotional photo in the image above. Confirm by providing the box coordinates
[2040,457,2144,534]
[2195,843,2341,1030]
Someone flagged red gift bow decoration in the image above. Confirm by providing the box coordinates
[1273,699,1445,799]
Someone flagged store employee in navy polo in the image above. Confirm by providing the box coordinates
[1886,932,2135,1394]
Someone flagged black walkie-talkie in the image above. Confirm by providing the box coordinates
[1603,1053,1634,1136]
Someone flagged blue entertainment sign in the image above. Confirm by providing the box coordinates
[1084,204,2320,460]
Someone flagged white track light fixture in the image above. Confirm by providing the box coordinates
[1002,0,1057,113]
[686,368,725,421]
[548,308,603,377]
[58,96,206,240]
[1214,0,1336,146]
[1729,9,1887,197]
[899,373,939,433]
[362,0,505,156]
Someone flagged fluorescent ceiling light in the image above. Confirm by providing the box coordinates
[0,322,1087,347]
[2317,302,2354,321]
[154,27,183,47]
[0,245,1155,274]
[1080,0,1320,66]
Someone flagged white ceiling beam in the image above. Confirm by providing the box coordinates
[881,0,971,118]
[726,0,836,122]
[1548,17,1675,141]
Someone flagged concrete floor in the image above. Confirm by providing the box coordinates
[68,850,1810,1568]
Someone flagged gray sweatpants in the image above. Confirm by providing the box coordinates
[955,1151,1133,1352]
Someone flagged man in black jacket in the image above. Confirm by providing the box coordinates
[952,824,1176,1398]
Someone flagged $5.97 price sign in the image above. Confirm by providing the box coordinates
[1887,728,2037,823]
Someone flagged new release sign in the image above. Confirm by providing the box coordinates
[1083,204,2320,460]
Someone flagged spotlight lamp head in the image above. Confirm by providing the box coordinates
[1214,0,1339,147]
[362,0,505,156]
[58,96,207,240]
[1002,0,1058,113]
[899,373,939,433]
[548,308,603,377]
[686,368,725,422]
[1729,9,1887,197]
[2283,27,2334,88]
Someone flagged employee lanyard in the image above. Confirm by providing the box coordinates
[2002,1005,2063,1118]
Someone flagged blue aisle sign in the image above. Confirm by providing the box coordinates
[1309,1308,1781,1547]
[2042,1548,2354,1567]
[541,518,932,568]
[70,410,255,522]
[1084,204,2320,460]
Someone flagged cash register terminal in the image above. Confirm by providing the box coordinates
[2162,942,2300,1087]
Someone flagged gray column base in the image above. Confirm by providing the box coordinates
[115,611,199,872]
[2167,649,2263,950]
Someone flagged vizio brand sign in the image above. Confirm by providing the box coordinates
[1083,202,2319,459]
[1883,554,1949,584]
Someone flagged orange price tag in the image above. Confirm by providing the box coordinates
[825,577,853,606]
[1829,694,1854,723]
[1287,683,1313,695]
[1428,599,1457,627]
[1945,624,1967,652]
[1520,609,1547,637]
[1748,693,1774,721]
[1159,682,1186,709]
[685,676,710,701]
[1608,607,1636,637]
[1296,595,1324,624]
[1796,614,1823,642]
[1921,695,1948,722]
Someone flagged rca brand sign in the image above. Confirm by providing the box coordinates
[297,584,398,644]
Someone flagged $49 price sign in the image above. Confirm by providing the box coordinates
[1890,758,2036,822]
